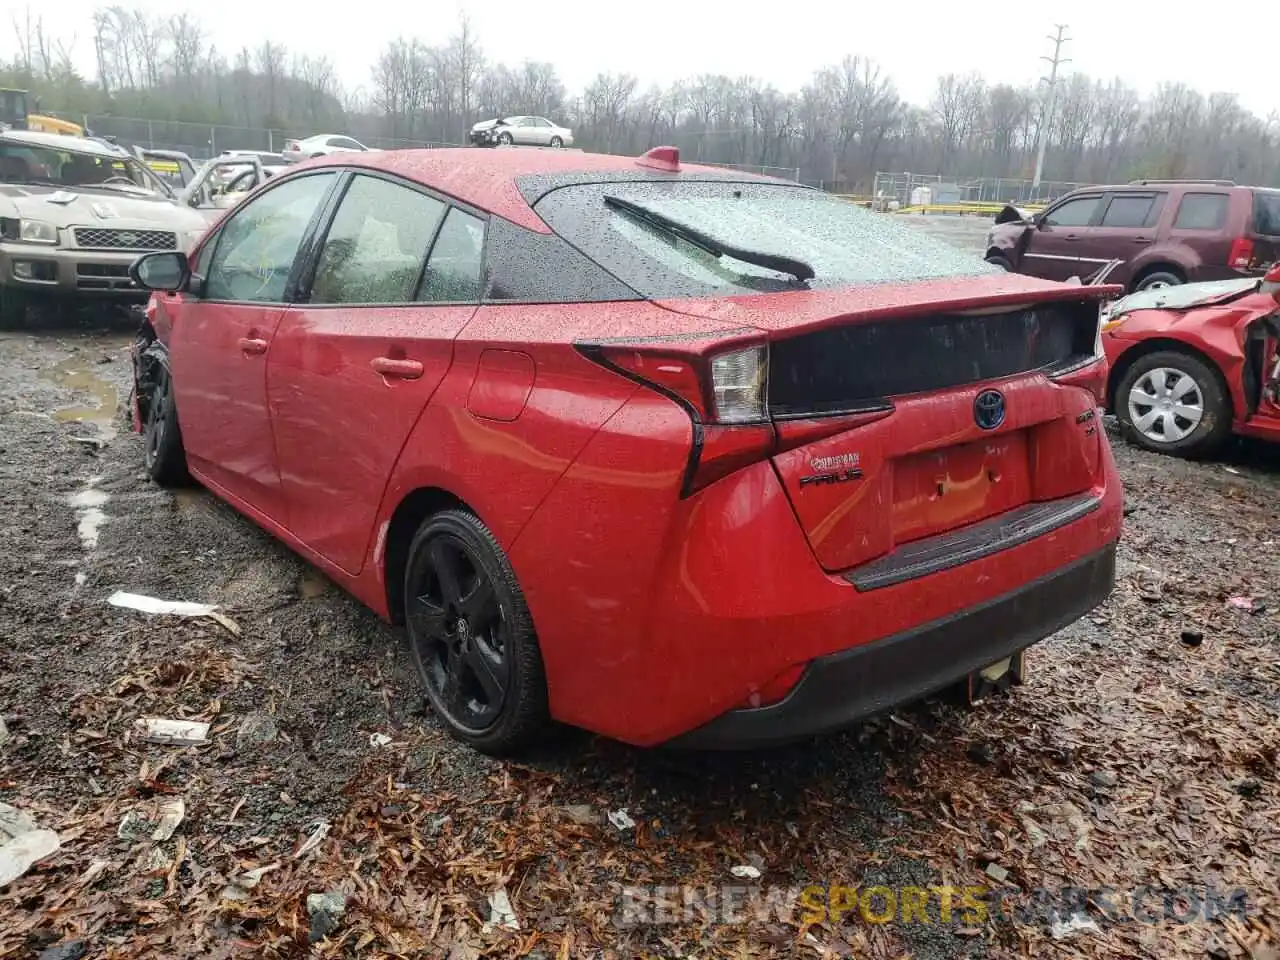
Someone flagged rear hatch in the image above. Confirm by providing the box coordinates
[529,174,1110,572]
[664,283,1107,572]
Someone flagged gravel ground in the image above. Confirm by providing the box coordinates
[0,308,1276,960]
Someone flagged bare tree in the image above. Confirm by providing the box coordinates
[448,13,483,141]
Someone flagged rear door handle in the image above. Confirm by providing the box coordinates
[1064,234,1080,241]
[1133,237,1152,244]
[371,356,424,380]
[238,337,268,355]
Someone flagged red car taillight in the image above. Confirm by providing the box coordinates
[1229,236,1255,270]
[580,338,895,496]
[584,341,776,496]
[284,140,300,151]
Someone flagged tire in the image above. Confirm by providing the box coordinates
[1132,269,1182,292]
[1115,349,1231,458]
[403,509,549,754]
[549,136,563,148]
[142,362,191,485]
[0,287,28,328]
[985,253,1013,271]
[496,132,513,146]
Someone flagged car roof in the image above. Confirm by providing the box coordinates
[0,129,129,158]
[1071,181,1240,195]
[312,147,781,232]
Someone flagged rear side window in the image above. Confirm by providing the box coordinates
[1174,193,1229,230]
[417,208,486,302]
[1251,191,1280,236]
[309,174,445,305]
[533,181,995,298]
[1042,196,1100,227]
[1101,193,1163,228]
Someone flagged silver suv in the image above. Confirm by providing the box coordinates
[0,129,208,324]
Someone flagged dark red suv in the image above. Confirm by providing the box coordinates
[987,180,1280,292]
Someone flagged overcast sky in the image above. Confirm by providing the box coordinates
[30,0,1280,118]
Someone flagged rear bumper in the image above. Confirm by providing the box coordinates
[668,542,1116,749]
[512,387,1124,748]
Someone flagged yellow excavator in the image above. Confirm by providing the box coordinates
[0,87,85,136]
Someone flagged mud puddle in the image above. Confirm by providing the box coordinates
[40,353,121,438]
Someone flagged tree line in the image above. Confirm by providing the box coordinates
[5,6,1280,192]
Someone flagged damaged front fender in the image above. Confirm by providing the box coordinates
[994,203,1035,226]
[129,311,169,434]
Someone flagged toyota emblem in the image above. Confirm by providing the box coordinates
[973,389,1006,430]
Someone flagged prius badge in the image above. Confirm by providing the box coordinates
[799,451,863,488]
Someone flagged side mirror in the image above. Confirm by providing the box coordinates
[131,251,190,292]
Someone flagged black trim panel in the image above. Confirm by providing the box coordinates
[667,542,1116,750]
[845,493,1101,591]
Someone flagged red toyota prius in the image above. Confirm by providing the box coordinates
[127,146,1123,753]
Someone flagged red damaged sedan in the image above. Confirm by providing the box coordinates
[1102,269,1280,457]
[126,146,1123,753]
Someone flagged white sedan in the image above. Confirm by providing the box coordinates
[282,134,370,163]
[469,116,574,148]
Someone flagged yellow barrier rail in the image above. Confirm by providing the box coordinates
[835,196,1049,216]
[894,201,1047,216]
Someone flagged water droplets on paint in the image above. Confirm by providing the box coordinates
[69,477,110,551]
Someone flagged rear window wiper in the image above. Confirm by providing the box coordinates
[603,193,815,282]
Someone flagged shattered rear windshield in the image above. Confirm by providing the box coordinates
[533,181,995,298]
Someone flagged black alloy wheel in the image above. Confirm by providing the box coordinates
[142,365,189,485]
[404,510,548,752]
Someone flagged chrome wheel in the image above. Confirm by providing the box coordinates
[1127,366,1204,443]
[407,534,510,733]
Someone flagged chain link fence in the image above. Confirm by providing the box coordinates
[696,160,802,181]
[872,170,1086,208]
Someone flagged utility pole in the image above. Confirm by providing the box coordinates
[1031,24,1070,193]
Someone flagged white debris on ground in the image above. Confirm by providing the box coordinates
[1051,913,1102,940]
[486,886,520,931]
[0,802,60,888]
[607,808,636,831]
[293,820,331,859]
[133,718,211,746]
[151,799,185,842]
[107,591,240,635]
